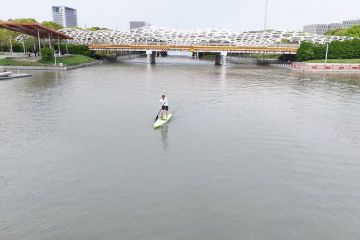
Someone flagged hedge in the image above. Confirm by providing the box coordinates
[54,44,91,56]
[297,39,360,61]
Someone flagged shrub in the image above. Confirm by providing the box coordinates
[67,44,91,56]
[41,47,54,61]
[54,44,91,56]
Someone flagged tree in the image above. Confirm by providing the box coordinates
[88,27,101,31]
[41,21,64,30]
[296,42,315,61]
[8,18,38,23]
[0,18,40,52]
[67,44,91,56]
[325,25,360,37]
[312,44,326,59]
[87,27,111,31]
[0,28,14,51]
[346,25,360,37]
[296,39,360,61]
[281,39,291,44]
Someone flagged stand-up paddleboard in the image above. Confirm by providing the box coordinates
[154,113,172,128]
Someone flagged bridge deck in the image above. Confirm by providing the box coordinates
[89,44,298,54]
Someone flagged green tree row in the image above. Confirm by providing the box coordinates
[0,18,93,57]
[325,25,360,37]
[296,39,360,61]
[1,18,112,54]
[0,42,91,56]
[0,18,64,50]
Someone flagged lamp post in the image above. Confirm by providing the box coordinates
[21,34,26,57]
[325,43,329,64]
[264,0,269,31]
[9,32,13,53]
[37,29,41,56]
[57,36,61,57]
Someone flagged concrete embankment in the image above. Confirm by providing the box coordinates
[291,62,360,73]
[257,60,360,73]
[1,60,103,71]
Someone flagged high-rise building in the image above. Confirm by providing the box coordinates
[52,6,78,27]
[130,21,151,30]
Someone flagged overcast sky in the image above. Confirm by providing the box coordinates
[1,0,359,31]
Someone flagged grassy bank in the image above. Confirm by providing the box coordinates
[305,59,360,64]
[0,58,39,66]
[39,55,96,65]
[0,55,96,66]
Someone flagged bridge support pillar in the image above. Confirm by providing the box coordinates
[215,51,227,66]
[192,52,200,58]
[146,50,156,64]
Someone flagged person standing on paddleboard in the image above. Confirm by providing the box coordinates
[160,95,169,120]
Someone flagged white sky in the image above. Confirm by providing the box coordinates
[1,0,359,31]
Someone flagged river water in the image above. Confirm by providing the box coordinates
[1,57,360,240]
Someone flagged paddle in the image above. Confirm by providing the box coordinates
[154,109,162,122]
[155,102,166,122]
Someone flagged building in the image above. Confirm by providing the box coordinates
[52,6,78,27]
[303,19,360,34]
[130,21,151,30]
[342,19,360,28]
[328,23,343,31]
[303,24,329,35]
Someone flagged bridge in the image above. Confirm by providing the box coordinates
[61,26,349,66]
[89,44,298,66]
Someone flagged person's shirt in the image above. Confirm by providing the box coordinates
[160,98,168,107]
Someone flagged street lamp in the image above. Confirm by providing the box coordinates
[264,0,269,31]
[325,43,329,64]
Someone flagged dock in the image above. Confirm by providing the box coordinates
[0,73,32,80]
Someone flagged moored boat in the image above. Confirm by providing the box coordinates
[0,71,13,77]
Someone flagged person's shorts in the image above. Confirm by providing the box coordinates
[161,106,169,111]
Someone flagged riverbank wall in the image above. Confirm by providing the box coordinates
[291,62,360,72]
[0,60,103,71]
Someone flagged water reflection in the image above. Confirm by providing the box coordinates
[158,124,169,150]
[1,60,360,240]
[23,71,66,90]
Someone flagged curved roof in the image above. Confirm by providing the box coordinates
[0,22,72,40]
[60,26,350,46]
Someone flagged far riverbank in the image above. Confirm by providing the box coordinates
[0,54,102,71]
